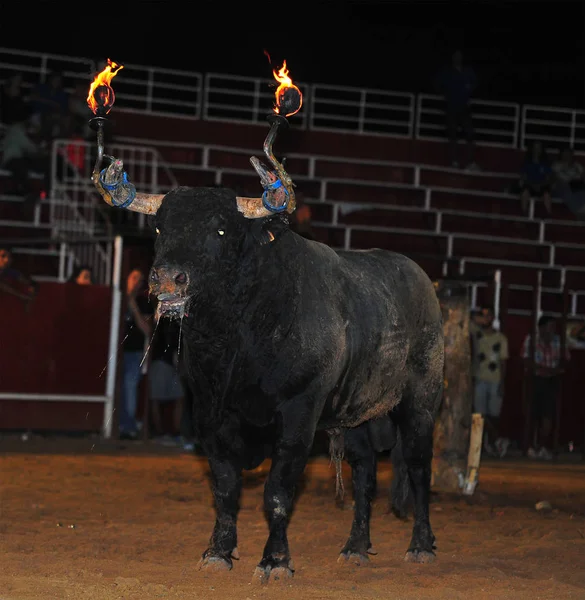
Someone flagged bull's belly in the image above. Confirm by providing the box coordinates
[318,376,405,430]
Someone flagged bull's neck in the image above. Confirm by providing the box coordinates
[183,232,299,349]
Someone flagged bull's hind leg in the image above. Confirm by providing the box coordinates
[395,388,440,563]
[198,456,242,571]
[338,423,377,565]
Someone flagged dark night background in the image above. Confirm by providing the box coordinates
[2,1,585,107]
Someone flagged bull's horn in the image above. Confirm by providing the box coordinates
[248,114,297,215]
[92,159,164,215]
[236,196,276,219]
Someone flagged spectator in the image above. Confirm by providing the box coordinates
[552,146,585,193]
[290,191,314,240]
[516,140,553,215]
[148,317,186,441]
[0,73,31,126]
[29,71,70,142]
[470,306,510,458]
[67,265,93,285]
[435,49,479,171]
[0,114,51,205]
[521,315,570,460]
[551,146,585,218]
[68,80,92,140]
[119,268,153,440]
[0,245,38,308]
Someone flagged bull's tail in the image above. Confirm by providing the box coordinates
[327,428,345,501]
[389,426,410,519]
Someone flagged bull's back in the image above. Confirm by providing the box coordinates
[336,248,442,328]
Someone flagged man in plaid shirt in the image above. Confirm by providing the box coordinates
[521,315,570,460]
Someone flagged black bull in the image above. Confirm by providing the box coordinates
[148,187,444,582]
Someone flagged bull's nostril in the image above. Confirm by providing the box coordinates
[175,272,187,285]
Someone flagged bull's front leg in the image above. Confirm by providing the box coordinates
[198,455,242,571]
[253,408,317,584]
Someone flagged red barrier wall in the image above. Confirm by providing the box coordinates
[1,281,583,445]
[0,282,112,431]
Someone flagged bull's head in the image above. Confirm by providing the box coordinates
[93,151,296,320]
[90,57,303,318]
[150,186,290,320]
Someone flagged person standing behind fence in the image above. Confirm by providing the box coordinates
[119,268,153,440]
[521,315,570,460]
[67,265,93,285]
[470,306,510,458]
[435,49,479,171]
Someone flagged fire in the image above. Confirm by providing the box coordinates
[272,60,302,117]
[87,58,124,115]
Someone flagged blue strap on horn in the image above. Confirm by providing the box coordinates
[262,178,289,213]
[99,169,137,208]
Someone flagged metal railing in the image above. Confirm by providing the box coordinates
[2,47,585,152]
[48,139,176,283]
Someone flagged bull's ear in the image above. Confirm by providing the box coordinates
[249,215,289,246]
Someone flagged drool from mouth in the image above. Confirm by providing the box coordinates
[156,292,189,320]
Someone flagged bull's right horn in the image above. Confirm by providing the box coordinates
[92,158,165,215]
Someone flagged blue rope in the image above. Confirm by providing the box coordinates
[99,169,137,208]
[262,178,289,213]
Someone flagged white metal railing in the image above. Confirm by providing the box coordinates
[2,47,585,152]
[520,104,585,153]
[0,235,124,437]
[416,93,520,148]
[47,139,177,283]
[49,140,113,284]
[310,84,414,138]
[203,73,309,129]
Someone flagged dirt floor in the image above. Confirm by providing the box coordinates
[1,436,585,600]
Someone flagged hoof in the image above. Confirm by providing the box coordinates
[252,565,294,584]
[252,557,294,584]
[198,552,233,572]
[404,550,436,564]
[337,551,370,566]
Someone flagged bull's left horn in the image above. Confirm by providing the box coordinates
[92,159,165,215]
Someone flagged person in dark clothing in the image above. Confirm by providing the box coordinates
[435,50,479,170]
[551,146,585,218]
[516,140,553,215]
[119,268,153,439]
[0,73,31,125]
[521,316,570,460]
[148,317,186,439]
[0,245,38,310]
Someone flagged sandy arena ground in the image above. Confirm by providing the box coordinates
[1,436,584,600]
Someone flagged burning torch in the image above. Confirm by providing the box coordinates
[250,60,303,214]
[87,59,136,208]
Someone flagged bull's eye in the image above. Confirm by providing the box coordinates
[218,229,225,236]
[155,227,160,235]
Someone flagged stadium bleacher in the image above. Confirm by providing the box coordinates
[1,48,585,318]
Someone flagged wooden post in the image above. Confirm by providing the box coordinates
[431,281,472,493]
[463,413,485,496]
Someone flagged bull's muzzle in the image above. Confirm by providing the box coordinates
[150,266,190,318]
